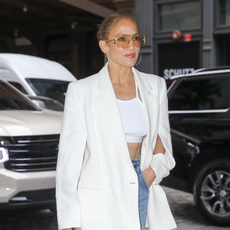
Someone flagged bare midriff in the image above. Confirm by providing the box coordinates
[128,142,142,160]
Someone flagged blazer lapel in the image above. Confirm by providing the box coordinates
[96,65,159,170]
[133,68,158,168]
[97,65,133,169]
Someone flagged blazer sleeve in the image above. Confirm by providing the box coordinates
[150,78,176,185]
[56,82,87,230]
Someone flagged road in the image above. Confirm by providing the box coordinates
[0,187,229,230]
[164,187,230,230]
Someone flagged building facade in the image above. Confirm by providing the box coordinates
[2,0,229,80]
[0,0,135,79]
[135,0,230,79]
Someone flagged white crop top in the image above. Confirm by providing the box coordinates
[117,80,148,143]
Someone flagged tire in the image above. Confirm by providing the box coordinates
[193,160,230,226]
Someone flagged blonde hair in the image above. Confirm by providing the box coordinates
[96,13,138,41]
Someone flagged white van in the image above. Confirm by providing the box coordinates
[0,53,76,103]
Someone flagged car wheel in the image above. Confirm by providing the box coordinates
[193,160,230,226]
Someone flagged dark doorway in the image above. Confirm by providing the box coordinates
[158,41,200,80]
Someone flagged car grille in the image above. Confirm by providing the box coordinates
[3,135,59,172]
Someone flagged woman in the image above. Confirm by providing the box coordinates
[56,13,177,230]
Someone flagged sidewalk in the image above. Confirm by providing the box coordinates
[163,186,230,230]
[0,186,229,230]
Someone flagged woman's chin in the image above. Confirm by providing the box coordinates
[123,59,138,67]
[109,58,137,68]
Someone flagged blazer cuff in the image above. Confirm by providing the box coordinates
[150,153,170,185]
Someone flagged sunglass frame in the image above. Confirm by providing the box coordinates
[104,34,145,48]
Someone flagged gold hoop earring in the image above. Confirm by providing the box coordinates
[135,53,142,66]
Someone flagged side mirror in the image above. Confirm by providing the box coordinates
[31,99,46,110]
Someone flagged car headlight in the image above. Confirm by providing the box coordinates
[0,147,9,163]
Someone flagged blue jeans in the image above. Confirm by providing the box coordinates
[132,155,149,230]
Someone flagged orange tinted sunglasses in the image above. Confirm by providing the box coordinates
[105,33,145,48]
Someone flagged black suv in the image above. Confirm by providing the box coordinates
[162,68,230,226]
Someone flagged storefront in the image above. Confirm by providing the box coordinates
[135,0,230,79]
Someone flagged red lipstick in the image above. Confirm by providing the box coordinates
[125,53,135,58]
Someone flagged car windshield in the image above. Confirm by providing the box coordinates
[26,78,70,104]
[0,81,38,111]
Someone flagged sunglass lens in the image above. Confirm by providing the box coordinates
[117,35,130,48]
[116,34,145,48]
[133,35,145,47]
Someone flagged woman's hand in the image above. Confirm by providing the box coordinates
[142,167,156,188]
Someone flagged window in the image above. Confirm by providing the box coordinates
[0,81,37,111]
[26,79,69,104]
[169,76,230,111]
[158,1,201,31]
[8,82,27,94]
[219,0,230,25]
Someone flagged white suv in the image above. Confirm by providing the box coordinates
[0,80,63,211]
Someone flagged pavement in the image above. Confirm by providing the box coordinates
[163,186,230,230]
[0,186,230,230]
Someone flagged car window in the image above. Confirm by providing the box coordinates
[8,81,28,94]
[0,82,37,111]
[169,75,230,110]
[26,78,69,104]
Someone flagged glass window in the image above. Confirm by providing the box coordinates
[219,0,230,25]
[158,1,201,31]
[169,76,230,110]
[8,82,28,94]
[26,79,70,104]
[0,81,37,111]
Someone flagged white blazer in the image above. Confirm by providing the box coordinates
[56,64,177,230]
